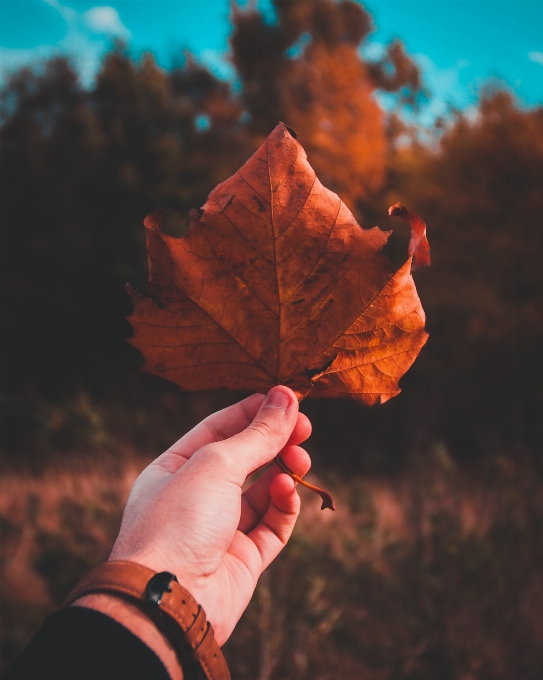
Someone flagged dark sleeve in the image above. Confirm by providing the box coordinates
[2,606,171,680]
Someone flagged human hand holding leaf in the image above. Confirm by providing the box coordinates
[127,123,430,509]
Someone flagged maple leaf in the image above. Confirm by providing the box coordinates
[126,122,430,508]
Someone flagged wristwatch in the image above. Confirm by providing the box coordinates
[64,560,230,680]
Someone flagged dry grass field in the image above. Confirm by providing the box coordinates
[2,441,542,679]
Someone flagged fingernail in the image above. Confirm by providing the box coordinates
[266,388,290,409]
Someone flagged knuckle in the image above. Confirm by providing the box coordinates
[203,415,227,442]
[246,419,276,441]
[199,442,229,466]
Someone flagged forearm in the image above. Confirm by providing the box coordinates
[2,605,172,680]
[5,389,305,680]
[72,595,183,680]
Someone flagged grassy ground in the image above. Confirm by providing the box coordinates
[2,434,542,679]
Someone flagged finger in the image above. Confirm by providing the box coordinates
[197,386,299,485]
[245,411,311,478]
[287,412,312,447]
[239,445,311,533]
[246,472,300,571]
[152,393,266,473]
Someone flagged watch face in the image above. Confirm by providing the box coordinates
[145,571,178,606]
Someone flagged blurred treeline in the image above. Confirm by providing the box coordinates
[1,0,543,677]
[2,0,543,471]
[2,0,542,471]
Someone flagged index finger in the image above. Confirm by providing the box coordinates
[244,411,312,479]
[162,392,266,463]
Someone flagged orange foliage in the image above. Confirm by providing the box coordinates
[283,42,387,205]
[230,0,422,210]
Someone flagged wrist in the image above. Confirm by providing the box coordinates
[72,593,183,680]
[64,561,231,679]
[107,551,227,644]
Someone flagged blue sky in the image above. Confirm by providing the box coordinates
[1,0,542,125]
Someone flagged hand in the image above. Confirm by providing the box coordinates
[84,386,310,662]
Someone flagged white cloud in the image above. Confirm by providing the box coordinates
[528,51,543,66]
[410,54,472,127]
[359,46,473,129]
[361,41,386,61]
[83,7,131,39]
[43,0,77,24]
[0,1,131,86]
[199,48,236,81]
[416,54,470,101]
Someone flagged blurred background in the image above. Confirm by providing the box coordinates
[1,0,543,677]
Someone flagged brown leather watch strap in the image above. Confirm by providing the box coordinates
[63,561,230,680]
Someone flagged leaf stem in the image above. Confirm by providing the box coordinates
[274,455,336,511]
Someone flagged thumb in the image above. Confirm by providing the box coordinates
[199,386,299,485]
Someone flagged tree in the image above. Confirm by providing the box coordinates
[390,92,543,458]
[0,51,249,396]
[230,0,421,209]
